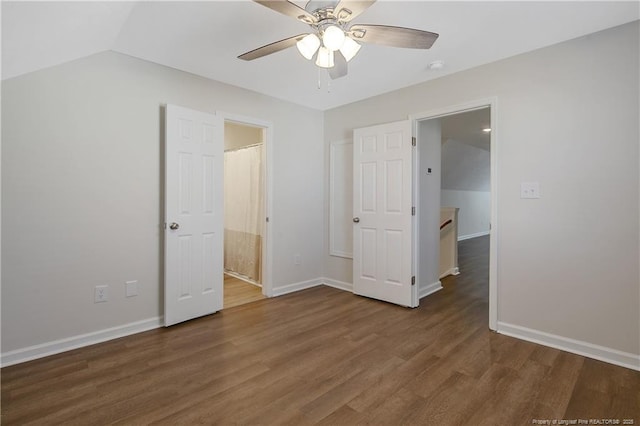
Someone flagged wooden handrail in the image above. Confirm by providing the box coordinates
[440,219,453,230]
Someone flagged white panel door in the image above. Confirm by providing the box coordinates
[165,104,223,326]
[353,120,415,307]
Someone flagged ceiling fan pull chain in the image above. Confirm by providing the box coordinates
[317,67,321,90]
[327,70,331,93]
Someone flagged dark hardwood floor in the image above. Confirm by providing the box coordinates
[2,236,638,424]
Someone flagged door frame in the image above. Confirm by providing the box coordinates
[219,111,274,298]
[410,97,498,330]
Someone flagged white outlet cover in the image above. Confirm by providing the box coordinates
[125,280,138,297]
[94,285,108,303]
[521,182,541,199]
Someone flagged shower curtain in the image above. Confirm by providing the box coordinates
[224,144,263,283]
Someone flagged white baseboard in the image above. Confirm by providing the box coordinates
[1,316,163,368]
[458,231,490,241]
[439,267,460,279]
[271,278,323,297]
[322,278,353,292]
[497,322,640,371]
[419,281,443,299]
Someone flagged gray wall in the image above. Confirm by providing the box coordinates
[324,22,639,356]
[2,51,324,353]
[2,21,639,366]
[441,139,491,238]
[441,189,490,239]
[418,119,442,290]
[441,139,490,192]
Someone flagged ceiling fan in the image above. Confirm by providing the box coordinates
[238,0,439,79]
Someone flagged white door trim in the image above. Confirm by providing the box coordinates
[218,111,274,298]
[409,97,499,330]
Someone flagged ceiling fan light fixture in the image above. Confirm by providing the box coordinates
[340,36,361,62]
[315,46,334,68]
[336,7,352,21]
[296,33,320,60]
[322,25,345,51]
[241,1,440,82]
[298,15,315,25]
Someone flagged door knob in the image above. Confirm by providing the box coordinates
[169,222,180,230]
[353,217,360,223]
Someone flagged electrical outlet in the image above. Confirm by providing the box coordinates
[125,280,138,297]
[294,254,301,265]
[95,285,108,303]
[520,182,540,199]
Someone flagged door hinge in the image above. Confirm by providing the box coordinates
[411,276,416,286]
[266,217,270,223]
[412,137,416,147]
[411,206,416,216]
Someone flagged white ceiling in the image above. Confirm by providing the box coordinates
[2,1,638,111]
[441,107,491,151]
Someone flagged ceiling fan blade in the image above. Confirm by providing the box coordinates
[349,24,439,49]
[254,1,317,24]
[329,51,348,79]
[333,1,376,22]
[238,34,307,61]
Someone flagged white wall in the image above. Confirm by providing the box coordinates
[441,189,490,240]
[441,138,491,239]
[1,51,324,355]
[441,139,490,191]
[328,140,353,259]
[324,22,639,359]
[418,119,442,291]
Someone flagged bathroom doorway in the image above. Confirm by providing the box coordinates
[223,120,267,308]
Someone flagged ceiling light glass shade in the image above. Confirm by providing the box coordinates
[315,46,334,68]
[296,34,320,60]
[322,25,345,51]
[339,36,361,62]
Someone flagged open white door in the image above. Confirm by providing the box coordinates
[164,104,223,326]
[353,120,416,307]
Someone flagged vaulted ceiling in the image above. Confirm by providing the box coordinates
[2,1,638,110]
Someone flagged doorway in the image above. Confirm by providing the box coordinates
[440,108,491,238]
[222,119,270,308]
[164,106,273,325]
[412,98,497,330]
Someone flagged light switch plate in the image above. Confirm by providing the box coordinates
[125,280,138,297]
[521,182,540,199]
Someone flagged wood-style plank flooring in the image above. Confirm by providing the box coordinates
[2,236,639,424]
[224,274,265,309]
